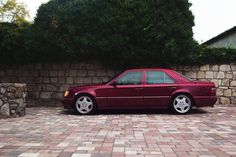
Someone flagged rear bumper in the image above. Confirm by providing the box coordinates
[61,97,74,109]
[194,96,217,107]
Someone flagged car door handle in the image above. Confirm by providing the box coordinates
[135,88,143,91]
[169,86,177,89]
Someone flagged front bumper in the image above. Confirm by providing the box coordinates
[61,97,74,109]
[194,96,217,107]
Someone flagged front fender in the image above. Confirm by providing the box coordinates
[73,89,106,109]
[74,89,96,98]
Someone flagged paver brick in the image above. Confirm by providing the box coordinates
[0,107,236,157]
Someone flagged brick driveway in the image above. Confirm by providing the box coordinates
[0,107,236,157]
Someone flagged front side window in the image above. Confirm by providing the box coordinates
[116,71,142,85]
[146,71,174,84]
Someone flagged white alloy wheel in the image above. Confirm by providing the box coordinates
[75,96,94,114]
[173,95,192,114]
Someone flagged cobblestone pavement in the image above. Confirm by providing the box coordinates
[0,107,236,157]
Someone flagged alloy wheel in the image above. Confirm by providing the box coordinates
[75,96,94,114]
[173,95,192,114]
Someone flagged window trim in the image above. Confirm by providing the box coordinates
[144,70,176,85]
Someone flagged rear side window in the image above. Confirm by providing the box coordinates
[117,71,142,85]
[146,71,174,84]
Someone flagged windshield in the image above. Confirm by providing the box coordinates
[105,71,124,84]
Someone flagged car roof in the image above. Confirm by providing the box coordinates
[124,68,190,83]
[125,68,172,72]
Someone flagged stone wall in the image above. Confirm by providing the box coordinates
[0,63,119,106]
[175,64,236,105]
[0,63,235,106]
[0,83,27,118]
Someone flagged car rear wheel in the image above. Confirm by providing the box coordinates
[171,94,192,114]
[75,95,96,115]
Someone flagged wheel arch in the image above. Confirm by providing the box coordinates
[73,92,97,108]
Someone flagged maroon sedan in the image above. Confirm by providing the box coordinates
[62,69,217,114]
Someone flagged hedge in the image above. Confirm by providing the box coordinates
[0,25,236,68]
[195,47,236,65]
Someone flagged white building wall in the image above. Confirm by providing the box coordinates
[208,31,236,48]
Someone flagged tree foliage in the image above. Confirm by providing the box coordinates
[0,0,29,24]
[0,22,30,63]
[2,0,233,68]
[32,0,198,67]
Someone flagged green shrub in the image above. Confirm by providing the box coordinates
[195,47,236,65]
[0,23,30,64]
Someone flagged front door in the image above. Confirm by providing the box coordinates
[106,71,144,109]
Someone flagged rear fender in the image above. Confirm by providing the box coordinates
[170,89,195,106]
[172,89,192,96]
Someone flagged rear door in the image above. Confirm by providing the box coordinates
[143,70,177,108]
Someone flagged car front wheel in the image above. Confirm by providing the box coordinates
[171,94,192,114]
[75,95,96,115]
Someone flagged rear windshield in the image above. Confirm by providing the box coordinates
[173,71,193,81]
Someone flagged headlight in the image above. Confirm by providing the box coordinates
[64,90,69,97]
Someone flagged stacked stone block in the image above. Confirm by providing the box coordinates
[0,83,26,118]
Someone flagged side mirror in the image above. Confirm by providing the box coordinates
[111,81,118,87]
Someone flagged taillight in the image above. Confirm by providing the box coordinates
[211,87,216,94]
